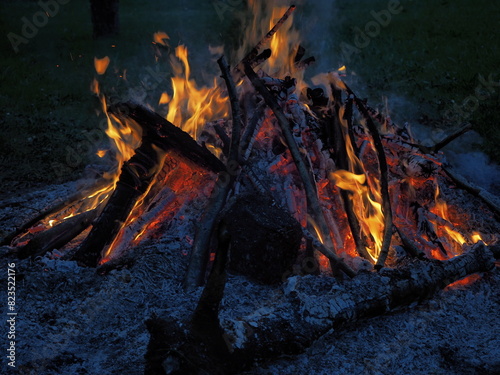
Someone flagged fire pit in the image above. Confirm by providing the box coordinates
[1,3,499,374]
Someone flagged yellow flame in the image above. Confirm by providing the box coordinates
[159,92,170,105]
[432,185,467,246]
[329,169,384,261]
[471,232,487,245]
[94,56,110,75]
[166,45,229,139]
[153,31,169,46]
[234,3,304,88]
[96,150,107,158]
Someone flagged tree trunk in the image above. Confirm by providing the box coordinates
[90,0,120,39]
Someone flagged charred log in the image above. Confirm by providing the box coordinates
[1,179,108,247]
[223,193,302,284]
[72,138,162,267]
[16,208,102,259]
[144,243,498,374]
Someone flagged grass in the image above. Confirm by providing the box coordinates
[0,0,498,193]
[331,0,500,158]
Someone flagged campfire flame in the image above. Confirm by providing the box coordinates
[9,1,496,279]
[163,43,229,140]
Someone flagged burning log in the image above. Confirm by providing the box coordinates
[351,95,393,269]
[72,103,226,267]
[16,208,103,259]
[144,242,499,374]
[328,88,371,261]
[0,178,108,247]
[72,137,163,267]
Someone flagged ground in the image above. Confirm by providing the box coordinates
[0,1,499,374]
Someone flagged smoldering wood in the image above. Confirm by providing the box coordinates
[0,178,108,247]
[394,225,426,259]
[244,63,356,278]
[212,123,230,157]
[239,102,265,161]
[144,243,499,374]
[15,208,102,259]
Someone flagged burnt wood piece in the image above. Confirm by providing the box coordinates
[108,102,226,174]
[212,123,231,157]
[224,193,303,284]
[72,138,162,267]
[1,179,108,246]
[295,56,316,70]
[244,63,356,278]
[394,225,426,259]
[145,243,499,374]
[250,49,272,70]
[16,208,102,259]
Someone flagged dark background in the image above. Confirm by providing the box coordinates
[0,0,498,193]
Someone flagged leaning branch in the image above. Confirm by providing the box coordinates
[184,57,243,291]
[442,165,500,217]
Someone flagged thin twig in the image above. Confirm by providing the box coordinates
[429,123,473,153]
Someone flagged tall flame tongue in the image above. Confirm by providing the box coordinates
[162,43,229,140]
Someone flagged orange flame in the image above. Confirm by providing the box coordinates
[431,184,466,249]
[94,56,110,75]
[166,44,229,139]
